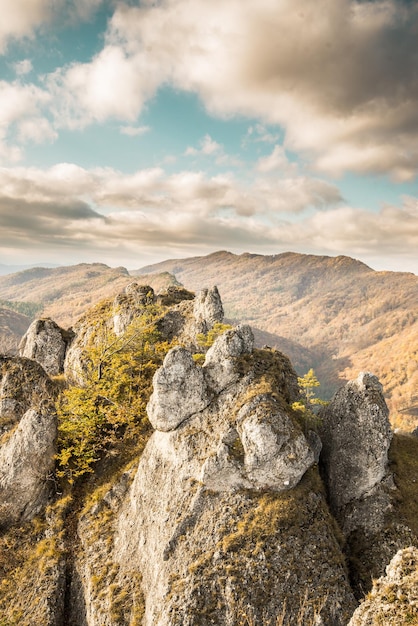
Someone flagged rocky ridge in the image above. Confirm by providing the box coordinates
[0,284,416,624]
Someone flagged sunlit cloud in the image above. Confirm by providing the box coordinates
[119,125,151,137]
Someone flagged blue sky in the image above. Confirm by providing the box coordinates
[0,0,417,273]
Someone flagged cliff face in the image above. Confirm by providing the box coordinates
[111,327,355,626]
[0,285,417,625]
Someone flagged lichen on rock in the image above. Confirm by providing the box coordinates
[19,317,74,376]
[114,326,351,625]
[320,371,393,514]
[348,546,418,625]
[147,347,211,432]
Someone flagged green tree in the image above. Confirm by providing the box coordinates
[292,368,327,431]
[297,368,327,409]
[56,308,172,482]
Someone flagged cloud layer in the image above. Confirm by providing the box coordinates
[0,1,417,272]
[41,0,418,179]
[0,161,416,272]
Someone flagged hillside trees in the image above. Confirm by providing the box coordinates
[56,307,172,482]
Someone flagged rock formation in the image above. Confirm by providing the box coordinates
[19,318,74,376]
[0,406,57,527]
[64,284,220,384]
[348,546,418,625]
[0,356,57,527]
[111,327,356,625]
[0,286,417,625]
[112,283,156,336]
[320,372,393,518]
[320,372,415,594]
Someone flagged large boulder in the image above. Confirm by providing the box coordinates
[156,285,225,350]
[0,356,57,526]
[193,285,224,331]
[320,372,392,515]
[113,283,155,336]
[0,355,56,433]
[147,347,211,431]
[0,406,57,527]
[319,372,415,595]
[19,318,74,376]
[113,330,355,625]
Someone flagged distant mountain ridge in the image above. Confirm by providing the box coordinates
[0,251,416,430]
[135,251,418,430]
[0,263,178,328]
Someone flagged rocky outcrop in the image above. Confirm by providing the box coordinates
[348,546,418,625]
[192,285,224,331]
[19,318,74,376]
[0,406,57,527]
[0,356,57,526]
[0,355,56,433]
[157,285,195,307]
[111,328,355,625]
[147,347,211,431]
[320,372,393,518]
[155,285,224,350]
[112,283,156,336]
[64,284,222,385]
[319,372,415,595]
[1,285,416,626]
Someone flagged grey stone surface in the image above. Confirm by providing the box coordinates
[19,318,73,376]
[204,324,254,392]
[193,285,224,330]
[348,547,418,625]
[113,283,155,336]
[112,329,354,626]
[0,406,56,526]
[320,371,392,513]
[147,347,211,431]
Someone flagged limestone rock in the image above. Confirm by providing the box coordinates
[0,356,57,526]
[113,283,155,336]
[114,332,354,625]
[147,347,210,431]
[19,317,74,376]
[157,285,195,307]
[320,371,392,513]
[0,406,56,526]
[193,285,223,330]
[348,547,418,625]
[204,324,254,392]
[156,285,225,351]
[319,372,413,596]
[0,355,56,433]
[236,394,315,490]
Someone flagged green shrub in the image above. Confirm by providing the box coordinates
[56,308,172,482]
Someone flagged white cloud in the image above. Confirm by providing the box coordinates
[0,162,415,271]
[48,44,164,128]
[0,80,52,163]
[256,145,297,175]
[0,0,106,52]
[13,59,33,76]
[47,0,416,179]
[185,134,222,157]
[0,0,54,52]
[184,134,243,168]
[120,125,151,137]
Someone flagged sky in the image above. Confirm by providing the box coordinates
[0,0,418,274]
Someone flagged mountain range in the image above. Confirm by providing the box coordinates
[135,251,418,431]
[0,251,416,430]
